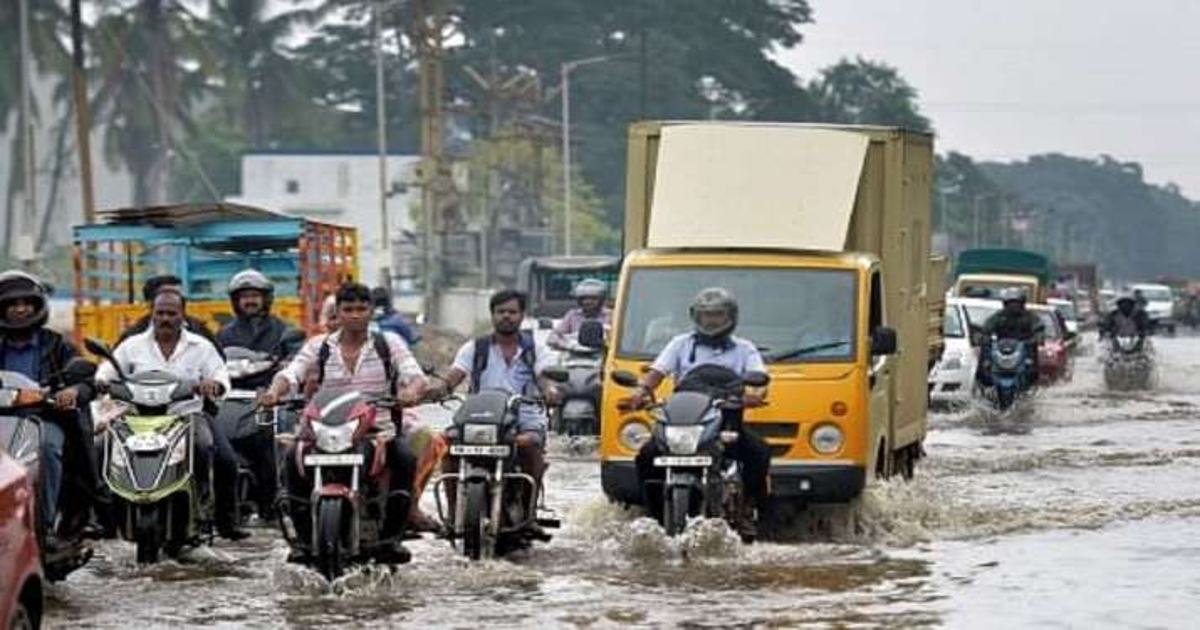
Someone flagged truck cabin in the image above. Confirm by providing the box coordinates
[515,256,620,321]
[955,274,1041,303]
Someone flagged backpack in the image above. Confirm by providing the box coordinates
[469,331,536,394]
[316,332,397,394]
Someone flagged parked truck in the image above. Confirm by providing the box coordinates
[599,122,937,512]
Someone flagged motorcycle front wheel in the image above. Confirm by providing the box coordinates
[462,482,488,561]
[663,485,691,537]
[135,504,161,564]
[316,499,345,581]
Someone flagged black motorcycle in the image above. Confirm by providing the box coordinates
[613,366,769,538]
[0,358,96,580]
[433,367,568,560]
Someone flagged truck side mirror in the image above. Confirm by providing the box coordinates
[577,320,606,349]
[871,327,898,356]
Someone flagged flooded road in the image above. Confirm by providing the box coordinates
[46,334,1200,628]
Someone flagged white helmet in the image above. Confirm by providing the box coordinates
[571,278,608,300]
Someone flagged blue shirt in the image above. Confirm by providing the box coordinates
[452,337,554,432]
[651,333,765,379]
[0,336,40,381]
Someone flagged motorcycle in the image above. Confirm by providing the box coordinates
[0,359,96,581]
[1103,334,1155,391]
[612,366,769,539]
[550,320,606,437]
[278,388,412,581]
[432,367,569,561]
[86,339,211,564]
[983,336,1035,411]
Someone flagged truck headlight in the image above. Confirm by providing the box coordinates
[810,424,844,454]
[664,425,704,455]
[619,421,651,450]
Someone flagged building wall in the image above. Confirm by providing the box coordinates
[229,152,422,289]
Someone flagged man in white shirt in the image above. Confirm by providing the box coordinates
[96,290,247,540]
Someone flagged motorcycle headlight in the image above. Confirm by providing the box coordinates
[314,420,359,453]
[463,424,498,445]
[995,352,1022,371]
[619,421,651,450]
[664,425,704,455]
[810,423,844,454]
[127,382,178,406]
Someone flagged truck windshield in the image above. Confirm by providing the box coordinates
[617,267,857,362]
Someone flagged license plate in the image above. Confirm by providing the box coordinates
[654,456,712,467]
[450,444,511,457]
[304,453,364,467]
[125,433,168,453]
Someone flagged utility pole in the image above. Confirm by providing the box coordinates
[70,0,96,226]
[17,0,37,262]
[560,55,623,256]
[374,0,391,288]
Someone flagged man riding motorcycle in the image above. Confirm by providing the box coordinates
[1100,294,1152,342]
[260,282,428,563]
[0,271,97,547]
[977,288,1044,388]
[436,289,562,535]
[549,278,612,348]
[216,269,301,519]
[624,287,770,541]
[118,274,223,354]
[96,290,249,540]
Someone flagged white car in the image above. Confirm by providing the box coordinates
[1048,298,1080,336]
[1129,283,1176,333]
[930,298,981,406]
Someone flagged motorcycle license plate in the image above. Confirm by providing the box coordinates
[303,453,364,467]
[654,456,712,467]
[125,433,169,453]
[450,444,511,457]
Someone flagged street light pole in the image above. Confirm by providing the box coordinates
[561,55,623,256]
[374,0,391,288]
[16,0,37,261]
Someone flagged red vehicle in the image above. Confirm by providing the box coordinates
[1032,305,1074,384]
[0,448,43,629]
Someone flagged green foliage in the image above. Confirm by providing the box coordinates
[808,57,932,132]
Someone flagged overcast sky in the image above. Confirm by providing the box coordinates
[778,0,1200,196]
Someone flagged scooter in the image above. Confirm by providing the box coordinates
[1103,334,1155,391]
[612,366,769,539]
[0,359,97,580]
[86,339,211,564]
[984,336,1035,411]
[550,320,606,437]
[278,388,412,581]
[432,368,569,561]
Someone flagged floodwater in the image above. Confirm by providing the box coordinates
[44,334,1200,628]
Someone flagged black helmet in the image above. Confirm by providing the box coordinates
[690,287,738,339]
[228,269,274,313]
[0,271,50,333]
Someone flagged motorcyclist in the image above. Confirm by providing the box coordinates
[260,282,428,563]
[0,271,97,547]
[1100,295,1152,342]
[624,287,770,542]
[96,290,249,540]
[117,274,222,354]
[215,269,301,519]
[435,289,561,536]
[549,278,612,348]
[977,288,1044,388]
[372,286,420,346]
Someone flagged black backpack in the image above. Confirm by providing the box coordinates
[315,332,397,393]
[469,331,536,394]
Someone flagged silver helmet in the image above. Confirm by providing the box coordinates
[228,269,274,312]
[571,278,608,301]
[690,287,738,338]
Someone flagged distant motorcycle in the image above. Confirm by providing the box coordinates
[550,320,606,437]
[1103,335,1155,391]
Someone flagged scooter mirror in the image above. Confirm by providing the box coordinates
[541,367,570,383]
[84,337,112,359]
[743,371,771,388]
[611,370,639,388]
[62,357,97,383]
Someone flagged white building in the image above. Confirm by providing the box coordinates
[229,150,422,290]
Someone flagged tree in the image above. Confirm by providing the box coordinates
[809,57,931,131]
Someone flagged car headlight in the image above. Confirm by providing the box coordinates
[314,420,359,453]
[167,434,190,466]
[810,424,844,454]
[941,357,963,371]
[128,382,178,405]
[619,421,651,450]
[664,425,704,455]
[463,424,498,445]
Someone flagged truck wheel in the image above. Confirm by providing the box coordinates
[316,499,345,581]
[663,486,691,537]
[462,482,488,561]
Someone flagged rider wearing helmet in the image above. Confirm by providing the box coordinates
[626,287,771,541]
[550,278,612,347]
[217,270,302,388]
[1100,294,1151,339]
[977,287,1044,387]
[0,271,98,547]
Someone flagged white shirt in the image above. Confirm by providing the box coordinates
[651,333,766,380]
[450,336,555,431]
[96,328,230,395]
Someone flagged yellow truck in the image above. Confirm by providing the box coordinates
[599,122,936,510]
